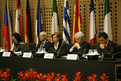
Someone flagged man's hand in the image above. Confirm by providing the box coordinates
[100,44,105,49]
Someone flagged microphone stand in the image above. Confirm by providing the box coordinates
[3,42,8,51]
[57,42,63,57]
[82,49,86,55]
[112,52,121,58]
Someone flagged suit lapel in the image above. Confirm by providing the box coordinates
[57,42,62,51]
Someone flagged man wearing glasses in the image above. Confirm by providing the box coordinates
[36,31,52,52]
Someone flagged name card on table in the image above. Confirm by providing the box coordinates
[2,52,11,57]
[23,52,32,58]
[67,54,79,60]
[44,53,54,59]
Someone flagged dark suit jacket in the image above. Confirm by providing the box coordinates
[36,40,52,52]
[71,41,90,54]
[97,40,116,56]
[48,41,67,56]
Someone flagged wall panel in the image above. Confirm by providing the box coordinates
[0,0,121,47]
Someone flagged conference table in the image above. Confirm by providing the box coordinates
[0,56,121,81]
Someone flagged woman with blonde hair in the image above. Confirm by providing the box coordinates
[69,32,90,55]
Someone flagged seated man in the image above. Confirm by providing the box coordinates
[36,31,51,52]
[97,32,116,56]
[69,32,90,56]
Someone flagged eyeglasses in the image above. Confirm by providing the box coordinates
[39,35,44,37]
[53,37,58,39]
[75,38,80,40]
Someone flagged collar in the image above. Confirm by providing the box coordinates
[105,40,109,47]
[42,40,47,44]
[54,42,59,46]
[79,41,84,45]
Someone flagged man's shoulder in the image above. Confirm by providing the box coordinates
[108,40,116,46]
[46,41,52,45]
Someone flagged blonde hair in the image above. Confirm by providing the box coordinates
[75,32,84,40]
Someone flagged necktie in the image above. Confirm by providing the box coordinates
[40,43,44,50]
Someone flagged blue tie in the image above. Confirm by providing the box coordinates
[40,43,44,50]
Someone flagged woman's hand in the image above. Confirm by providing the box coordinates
[69,45,75,52]
[82,54,87,57]
[74,43,81,49]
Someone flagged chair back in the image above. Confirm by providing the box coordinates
[66,44,73,54]
[90,44,97,49]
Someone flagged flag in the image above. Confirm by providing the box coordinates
[3,0,12,51]
[35,0,41,44]
[104,0,112,41]
[25,0,32,43]
[90,0,97,44]
[63,0,71,44]
[72,0,82,43]
[52,0,59,34]
[15,0,22,40]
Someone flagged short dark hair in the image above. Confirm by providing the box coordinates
[98,32,108,39]
[12,33,22,42]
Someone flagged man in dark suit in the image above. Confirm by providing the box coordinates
[97,32,116,56]
[36,31,51,52]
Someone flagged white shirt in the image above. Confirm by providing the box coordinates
[54,42,59,50]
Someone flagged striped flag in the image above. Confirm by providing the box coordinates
[72,0,82,43]
[15,0,22,40]
[90,0,97,44]
[52,0,59,34]
[63,0,71,44]
[104,0,112,41]
[25,0,32,43]
[35,0,41,44]
[3,0,12,50]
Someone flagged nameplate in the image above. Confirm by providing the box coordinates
[23,52,32,58]
[67,54,79,60]
[44,53,54,59]
[2,52,11,57]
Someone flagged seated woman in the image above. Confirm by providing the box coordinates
[48,32,67,57]
[69,32,90,56]
[11,33,24,52]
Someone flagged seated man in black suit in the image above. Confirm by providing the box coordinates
[69,32,90,56]
[36,31,51,52]
[97,32,116,56]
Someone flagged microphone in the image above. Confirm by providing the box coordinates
[82,49,86,55]
[4,42,8,51]
[5,42,8,46]
[56,42,63,57]
[3,42,8,48]
[103,53,112,58]
[112,52,121,58]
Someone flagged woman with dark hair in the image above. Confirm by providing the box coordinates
[11,33,24,52]
[48,32,67,57]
